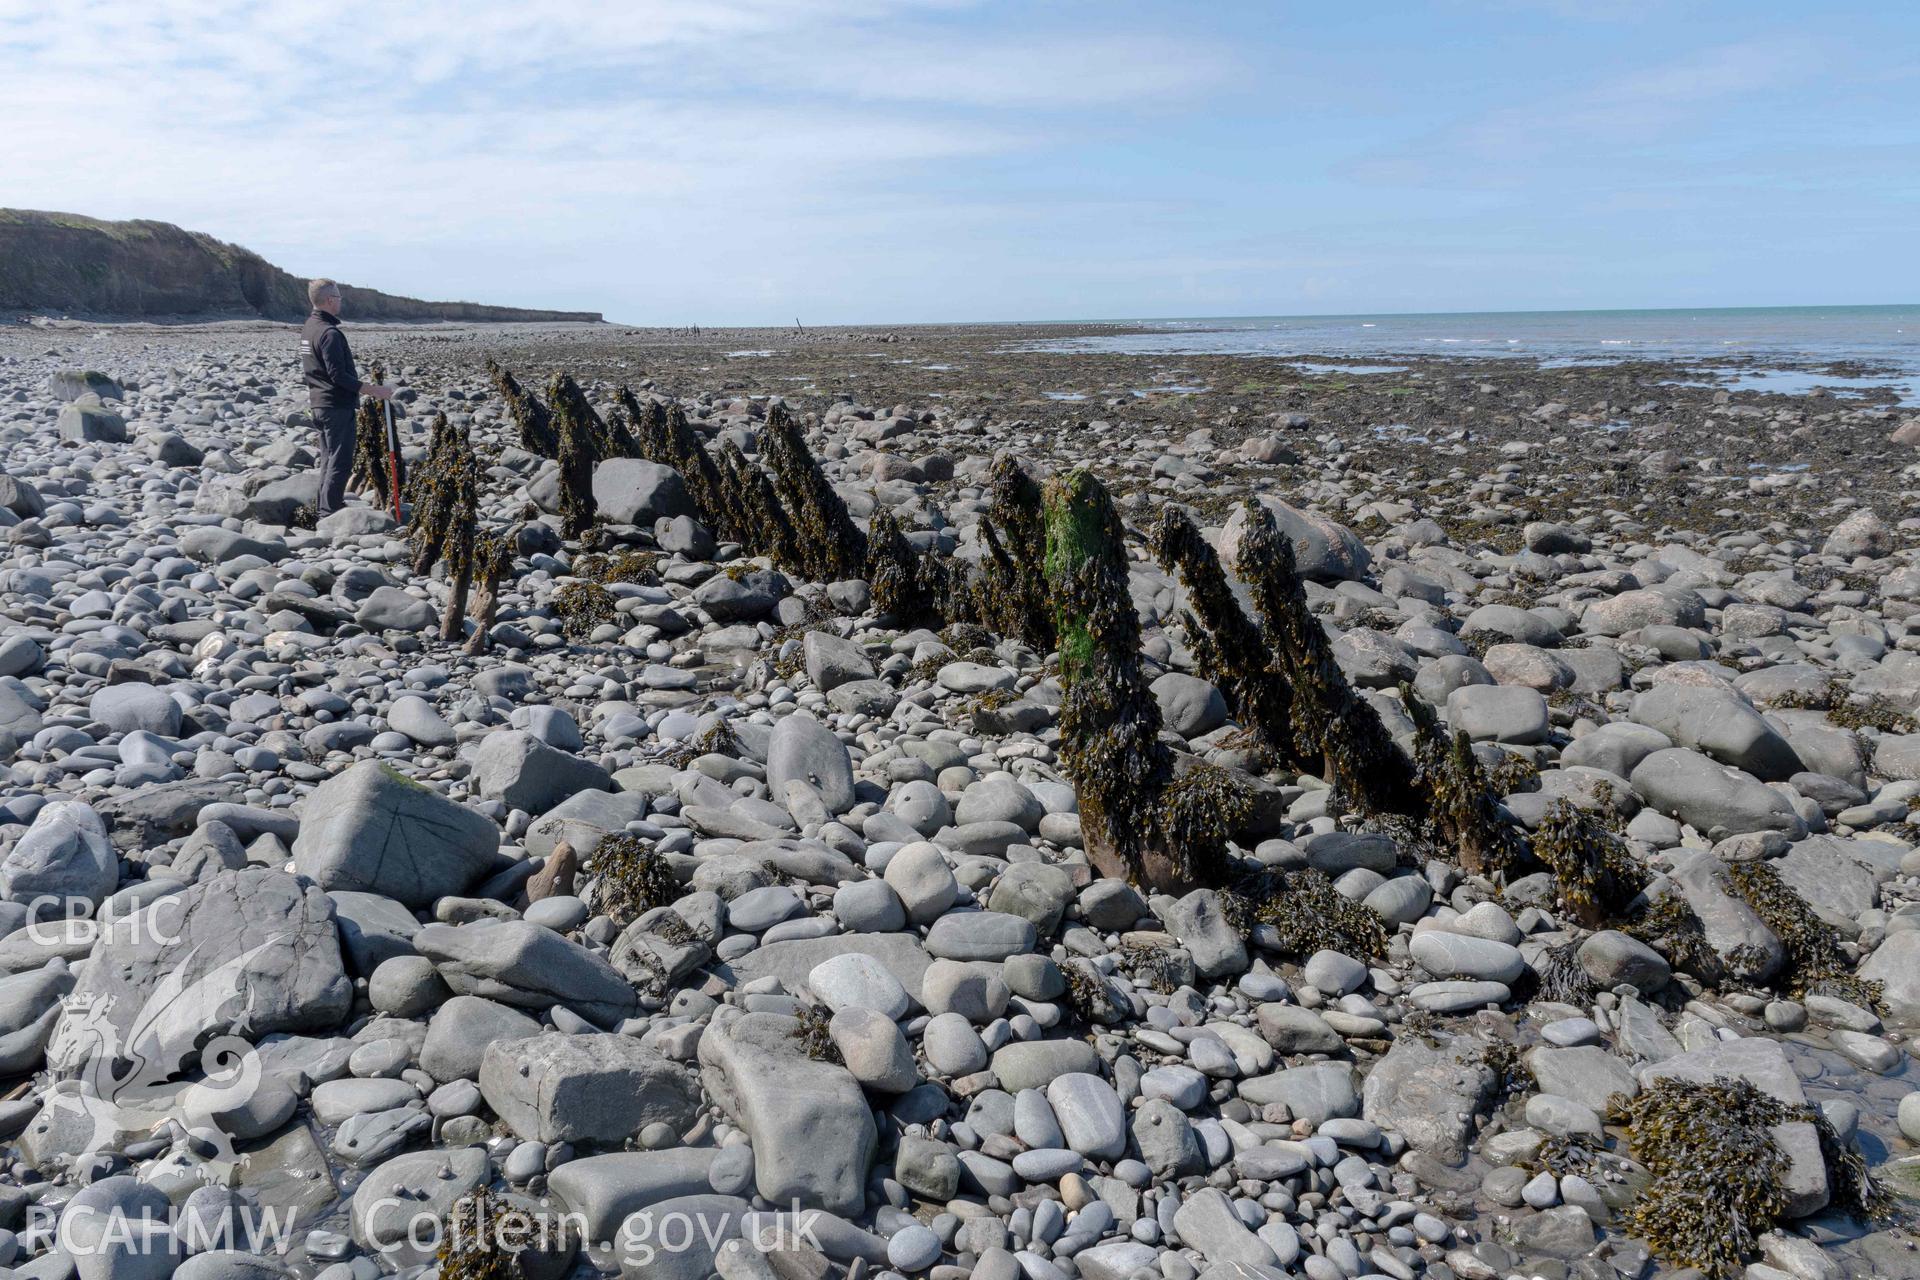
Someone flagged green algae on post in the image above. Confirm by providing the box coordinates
[1042,467,1177,890]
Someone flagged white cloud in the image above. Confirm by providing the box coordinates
[0,0,1225,318]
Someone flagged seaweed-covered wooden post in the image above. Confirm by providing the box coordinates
[1402,684,1522,877]
[716,440,798,568]
[865,509,951,627]
[463,531,515,657]
[439,439,479,644]
[408,413,458,573]
[350,359,400,511]
[1235,498,1421,818]
[1043,468,1184,890]
[762,402,866,581]
[1152,505,1297,770]
[485,358,557,457]
[547,373,599,539]
[618,387,726,526]
[969,456,1054,650]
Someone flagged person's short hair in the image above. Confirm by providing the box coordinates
[308,278,341,307]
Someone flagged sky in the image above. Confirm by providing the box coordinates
[2,0,1917,325]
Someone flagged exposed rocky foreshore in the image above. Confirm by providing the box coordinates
[0,321,1915,1280]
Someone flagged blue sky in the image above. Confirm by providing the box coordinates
[3,0,1916,324]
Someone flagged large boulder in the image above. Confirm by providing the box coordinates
[415,919,638,1025]
[1823,509,1889,558]
[49,370,123,402]
[1628,748,1804,838]
[766,714,856,814]
[1628,686,1802,781]
[724,933,933,1005]
[1360,1035,1497,1163]
[355,587,437,632]
[692,569,789,622]
[58,399,128,443]
[1238,1062,1359,1124]
[1665,850,1784,984]
[1770,835,1897,928]
[0,801,117,909]
[591,459,694,526]
[697,1009,877,1215]
[472,730,612,815]
[89,684,183,736]
[481,1032,699,1144]
[1580,587,1705,637]
[546,1150,718,1249]
[1446,685,1549,745]
[1217,496,1370,582]
[291,761,499,907]
[352,1147,489,1262]
[1860,930,1920,1025]
[244,475,318,525]
[46,869,352,1078]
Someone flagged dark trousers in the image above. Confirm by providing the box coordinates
[314,405,357,517]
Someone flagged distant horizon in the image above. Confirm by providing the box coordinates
[821,301,1920,330]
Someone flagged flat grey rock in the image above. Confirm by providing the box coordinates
[292,761,499,907]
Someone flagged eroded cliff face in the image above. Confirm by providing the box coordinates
[0,209,602,322]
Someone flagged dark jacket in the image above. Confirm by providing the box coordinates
[301,309,361,410]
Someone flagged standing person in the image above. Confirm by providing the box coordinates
[300,278,393,518]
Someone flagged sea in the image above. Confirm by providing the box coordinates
[1017,305,1920,404]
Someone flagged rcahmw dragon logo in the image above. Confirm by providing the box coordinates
[46,935,286,1172]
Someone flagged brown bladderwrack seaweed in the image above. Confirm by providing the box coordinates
[1157,762,1255,890]
[715,440,799,569]
[792,1004,842,1065]
[1626,889,1719,981]
[762,401,867,582]
[1043,467,1180,890]
[1620,1078,1791,1278]
[1618,1076,1886,1279]
[1221,867,1387,960]
[590,834,678,928]
[436,1188,534,1280]
[1401,685,1524,877]
[966,456,1054,650]
[1530,797,1646,928]
[1236,498,1420,818]
[350,359,403,512]
[547,373,600,539]
[1726,859,1885,1011]
[574,549,659,586]
[463,531,514,657]
[865,508,952,628]
[1152,506,1297,770]
[486,357,558,458]
[619,389,730,534]
[552,580,616,640]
